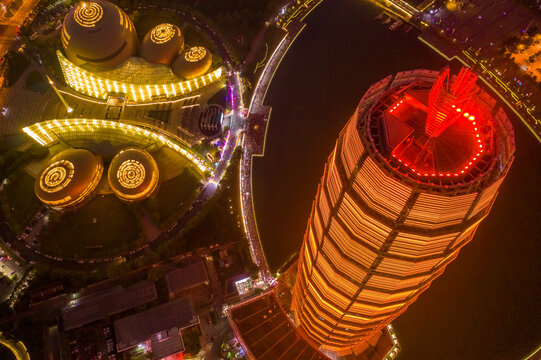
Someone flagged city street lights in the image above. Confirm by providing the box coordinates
[46,74,73,113]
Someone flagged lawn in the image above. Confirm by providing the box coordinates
[145,166,202,228]
[38,195,144,259]
[1,170,42,234]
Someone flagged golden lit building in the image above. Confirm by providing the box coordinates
[58,3,223,103]
[172,46,213,80]
[35,149,103,210]
[61,0,138,68]
[108,148,159,202]
[140,23,184,65]
[291,67,515,358]
[57,50,223,102]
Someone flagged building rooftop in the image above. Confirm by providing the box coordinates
[150,327,185,360]
[366,67,515,188]
[140,23,184,66]
[62,280,157,331]
[114,296,198,352]
[166,261,209,295]
[108,147,160,202]
[229,292,329,360]
[61,0,137,68]
[172,46,213,80]
[35,148,103,209]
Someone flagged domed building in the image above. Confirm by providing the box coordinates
[140,23,184,65]
[172,46,212,79]
[35,149,103,210]
[108,148,159,202]
[61,0,138,68]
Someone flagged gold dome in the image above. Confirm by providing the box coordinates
[35,148,103,210]
[140,23,184,65]
[171,46,212,79]
[108,148,159,202]
[61,1,138,68]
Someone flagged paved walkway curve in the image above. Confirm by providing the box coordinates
[0,332,31,360]
[239,0,324,279]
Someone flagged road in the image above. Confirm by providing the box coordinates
[0,0,40,57]
[204,320,231,360]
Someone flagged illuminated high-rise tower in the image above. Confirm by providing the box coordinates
[291,67,515,358]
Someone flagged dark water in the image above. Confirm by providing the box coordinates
[253,0,541,359]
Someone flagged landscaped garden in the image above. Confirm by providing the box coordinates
[0,136,206,261]
[38,194,143,259]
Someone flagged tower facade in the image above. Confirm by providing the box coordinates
[291,67,515,357]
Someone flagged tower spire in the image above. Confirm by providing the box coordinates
[425,67,478,137]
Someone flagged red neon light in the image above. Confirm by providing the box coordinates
[391,106,484,178]
[425,67,479,138]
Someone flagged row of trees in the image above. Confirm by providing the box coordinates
[0,142,48,182]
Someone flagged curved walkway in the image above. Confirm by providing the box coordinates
[239,0,324,278]
[0,332,30,360]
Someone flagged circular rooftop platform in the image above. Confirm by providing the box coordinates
[172,46,212,79]
[61,0,138,68]
[140,23,184,65]
[365,74,515,189]
[108,148,159,202]
[35,148,103,210]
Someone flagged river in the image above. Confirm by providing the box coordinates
[252,0,541,359]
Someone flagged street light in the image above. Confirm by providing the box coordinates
[46,75,73,114]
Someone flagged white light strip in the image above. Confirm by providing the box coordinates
[57,51,223,104]
[22,119,214,174]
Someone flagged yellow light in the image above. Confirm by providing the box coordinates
[57,51,224,104]
[74,2,103,27]
[184,46,206,62]
[40,160,75,193]
[117,160,145,188]
[150,23,177,44]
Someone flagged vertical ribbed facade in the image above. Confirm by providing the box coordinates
[291,69,515,356]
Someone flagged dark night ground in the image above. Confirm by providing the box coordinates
[253,0,541,359]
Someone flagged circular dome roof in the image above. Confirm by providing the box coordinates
[61,1,138,68]
[35,149,103,209]
[108,148,159,202]
[140,23,184,65]
[172,46,212,79]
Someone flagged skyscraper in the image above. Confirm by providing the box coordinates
[291,67,515,358]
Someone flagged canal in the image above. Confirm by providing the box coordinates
[252,0,541,358]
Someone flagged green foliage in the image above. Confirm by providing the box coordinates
[0,143,48,181]
[156,147,244,259]
[0,274,13,285]
[147,166,202,229]
[0,143,48,233]
[2,51,30,87]
[36,38,63,82]
[1,171,42,234]
[37,195,144,259]
[182,328,202,356]
[194,0,282,39]
[25,70,43,87]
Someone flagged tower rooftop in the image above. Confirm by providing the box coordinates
[367,67,509,187]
